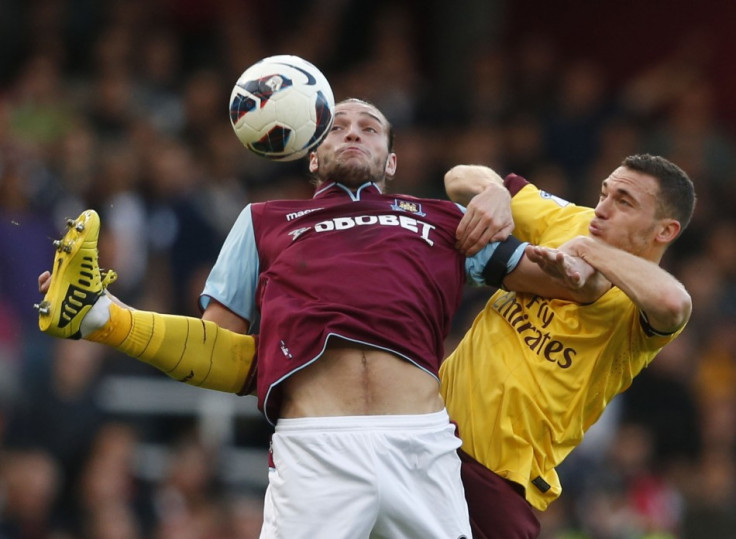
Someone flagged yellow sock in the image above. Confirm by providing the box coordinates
[87,303,256,395]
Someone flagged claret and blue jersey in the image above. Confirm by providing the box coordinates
[201,181,521,424]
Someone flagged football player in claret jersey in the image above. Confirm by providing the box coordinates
[440,155,695,539]
[37,98,606,538]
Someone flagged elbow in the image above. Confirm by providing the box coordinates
[658,286,693,331]
[444,164,473,183]
[444,165,471,203]
[444,165,504,205]
[670,289,693,328]
[571,285,608,305]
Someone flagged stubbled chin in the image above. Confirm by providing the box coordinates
[331,162,378,187]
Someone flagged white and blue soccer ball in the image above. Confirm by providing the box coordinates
[229,55,335,161]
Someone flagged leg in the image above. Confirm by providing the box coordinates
[37,210,256,395]
[372,411,472,539]
[261,417,379,539]
[459,448,541,539]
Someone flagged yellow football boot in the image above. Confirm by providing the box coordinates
[36,210,117,339]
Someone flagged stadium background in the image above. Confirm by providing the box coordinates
[1,0,735,537]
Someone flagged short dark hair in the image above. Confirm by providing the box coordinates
[336,98,395,152]
[622,154,696,234]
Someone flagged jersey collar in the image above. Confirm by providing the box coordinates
[313,181,383,201]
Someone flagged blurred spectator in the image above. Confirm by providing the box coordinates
[0,449,64,538]
[508,34,560,118]
[76,422,153,535]
[681,448,736,539]
[544,59,615,186]
[223,493,264,539]
[502,111,548,177]
[0,299,21,423]
[575,423,684,538]
[622,333,702,466]
[3,339,107,528]
[464,46,511,125]
[152,434,224,538]
[82,502,143,539]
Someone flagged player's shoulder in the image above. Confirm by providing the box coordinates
[252,198,320,215]
[511,180,594,219]
[506,174,576,207]
[504,173,530,196]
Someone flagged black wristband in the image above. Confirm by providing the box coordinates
[481,236,524,287]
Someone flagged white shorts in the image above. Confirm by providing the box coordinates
[260,409,471,539]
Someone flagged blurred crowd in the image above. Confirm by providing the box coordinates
[1,0,735,537]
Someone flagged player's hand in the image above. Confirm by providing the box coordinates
[38,271,51,293]
[526,246,591,289]
[526,243,611,303]
[455,182,514,256]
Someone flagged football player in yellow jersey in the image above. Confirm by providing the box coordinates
[439,154,696,538]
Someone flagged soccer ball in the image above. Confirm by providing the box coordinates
[229,55,335,161]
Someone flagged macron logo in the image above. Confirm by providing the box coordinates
[286,208,322,221]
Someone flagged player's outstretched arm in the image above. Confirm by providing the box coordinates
[556,236,692,333]
[445,165,514,256]
[524,245,611,294]
[503,245,610,304]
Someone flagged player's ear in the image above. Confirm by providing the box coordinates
[385,153,397,178]
[656,218,681,244]
[309,151,319,173]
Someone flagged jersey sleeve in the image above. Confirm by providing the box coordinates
[199,204,260,325]
[449,200,528,287]
[464,237,528,286]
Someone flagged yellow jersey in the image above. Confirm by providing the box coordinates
[440,178,685,511]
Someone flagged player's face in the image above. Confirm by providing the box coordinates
[309,102,397,189]
[590,167,672,259]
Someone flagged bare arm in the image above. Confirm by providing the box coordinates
[503,245,610,304]
[445,164,504,205]
[445,165,514,255]
[444,166,608,302]
[556,236,692,333]
[202,299,250,334]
